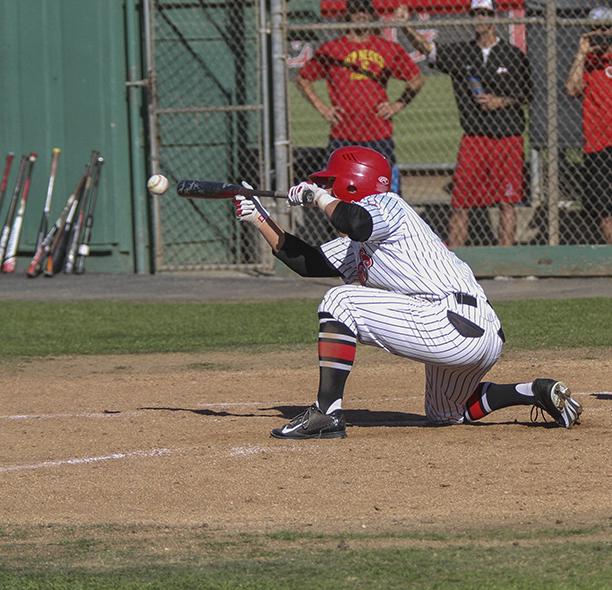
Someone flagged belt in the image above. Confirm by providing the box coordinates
[453,292,505,342]
[454,292,477,307]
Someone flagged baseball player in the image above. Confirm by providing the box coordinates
[234,146,582,439]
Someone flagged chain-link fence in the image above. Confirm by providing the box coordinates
[286,0,612,250]
[146,0,611,273]
[146,0,271,271]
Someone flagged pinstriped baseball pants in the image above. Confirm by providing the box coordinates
[318,285,504,424]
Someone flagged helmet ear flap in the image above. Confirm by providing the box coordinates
[329,179,358,201]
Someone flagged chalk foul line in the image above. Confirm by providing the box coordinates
[0,448,172,474]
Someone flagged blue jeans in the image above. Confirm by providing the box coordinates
[327,137,400,194]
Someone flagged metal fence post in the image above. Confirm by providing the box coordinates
[142,0,162,272]
[259,0,272,192]
[270,0,290,233]
[546,0,560,246]
[126,0,148,274]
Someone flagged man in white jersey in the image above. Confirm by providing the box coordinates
[233,146,582,439]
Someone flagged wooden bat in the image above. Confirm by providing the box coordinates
[0,155,28,265]
[74,155,104,274]
[175,180,313,204]
[33,147,61,257]
[64,150,100,273]
[26,173,85,278]
[2,152,37,272]
[0,152,15,215]
[44,170,87,277]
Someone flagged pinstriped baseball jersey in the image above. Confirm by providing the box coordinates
[320,192,486,300]
[317,191,504,423]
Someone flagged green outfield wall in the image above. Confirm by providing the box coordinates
[0,0,147,273]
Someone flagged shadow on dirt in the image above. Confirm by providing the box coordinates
[273,406,432,427]
[138,405,567,429]
[138,406,263,418]
[139,404,431,427]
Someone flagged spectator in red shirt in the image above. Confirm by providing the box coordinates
[296,0,424,192]
[565,7,612,244]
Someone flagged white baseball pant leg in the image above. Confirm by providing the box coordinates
[318,285,504,423]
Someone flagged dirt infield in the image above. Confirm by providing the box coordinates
[0,346,610,535]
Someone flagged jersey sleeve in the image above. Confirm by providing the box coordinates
[512,48,533,103]
[431,43,457,75]
[388,43,420,81]
[357,194,406,243]
[298,44,330,81]
[319,237,358,283]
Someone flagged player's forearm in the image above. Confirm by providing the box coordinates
[252,216,286,252]
[403,26,434,56]
[296,77,328,114]
[497,95,523,107]
[566,51,587,96]
[396,75,424,108]
[482,91,529,109]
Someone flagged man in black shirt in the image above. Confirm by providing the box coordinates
[403,0,532,247]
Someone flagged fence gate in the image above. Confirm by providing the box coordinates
[145,0,271,272]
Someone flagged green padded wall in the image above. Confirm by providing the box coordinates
[0,0,143,273]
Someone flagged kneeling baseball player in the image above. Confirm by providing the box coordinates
[233,146,582,439]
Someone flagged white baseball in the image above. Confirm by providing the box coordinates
[147,174,169,195]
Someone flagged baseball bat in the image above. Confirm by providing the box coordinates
[27,173,85,278]
[33,147,61,257]
[2,152,38,273]
[0,152,15,216]
[0,155,28,265]
[74,155,104,275]
[64,150,100,274]
[44,169,88,277]
[175,180,314,204]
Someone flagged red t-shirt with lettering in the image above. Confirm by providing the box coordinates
[583,51,612,153]
[299,35,420,141]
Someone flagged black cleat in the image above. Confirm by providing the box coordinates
[271,404,347,439]
[531,379,582,428]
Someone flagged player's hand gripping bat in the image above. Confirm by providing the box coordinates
[176,180,314,205]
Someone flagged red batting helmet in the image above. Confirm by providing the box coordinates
[309,146,392,203]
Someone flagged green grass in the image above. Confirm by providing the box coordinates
[289,73,532,165]
[0,297,609,358]
[498,297,612,349]
[0,525,609,589]
[0,299,609,589]
[289,75,463,163]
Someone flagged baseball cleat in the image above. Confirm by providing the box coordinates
[531,379,582,428]
[271,404,347,439]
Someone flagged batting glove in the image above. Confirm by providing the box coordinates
[233,181,270,225]
[288,181,336,211]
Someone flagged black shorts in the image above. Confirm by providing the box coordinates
[583,147,612,220]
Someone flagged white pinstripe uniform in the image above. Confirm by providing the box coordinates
[318,191,504,423]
